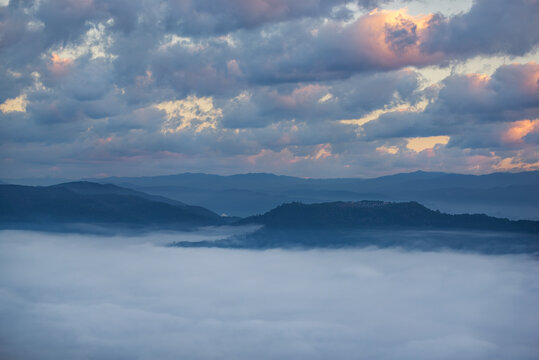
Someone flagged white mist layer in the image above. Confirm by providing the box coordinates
[0,230,538,360]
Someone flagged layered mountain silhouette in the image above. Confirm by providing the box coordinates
[0,182,229,230]
[71,170,539,219]
[2,181,538,253]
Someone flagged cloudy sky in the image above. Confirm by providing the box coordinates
[1,0,538,179]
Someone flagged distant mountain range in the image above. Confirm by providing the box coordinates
[3,171,538,219]
[71,170,538,219]
[0,182,231,231]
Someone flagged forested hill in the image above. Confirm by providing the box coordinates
[239,201,539,233]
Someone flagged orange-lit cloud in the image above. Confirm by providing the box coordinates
[376,145,399,155]
[313,143,332,160]
[351,8,443,68]
[493,156,539,172]
[0,94,28,113]
[96,136,114,145]
[464,73,490,92]
[49,53,73,76]
[406,135,449,152]
[519,62,539,93]
[502,119,539,144]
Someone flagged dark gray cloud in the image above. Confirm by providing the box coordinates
[433,63,539,120]
[422,0,539,58]
[385,16,420,53]
[226,0,539,83]
[220,69,421,128]
[163,0,365,35]
[1,231,538,360]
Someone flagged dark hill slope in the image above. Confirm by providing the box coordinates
[0,183,226,229]
[239,201,539,233]
[50,181,217,218]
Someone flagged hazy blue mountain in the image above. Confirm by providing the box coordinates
[0,177,71,186]
[358,170,539,190]
[85,171,539,219]
[0,182,229,231]
[173,201,539,254]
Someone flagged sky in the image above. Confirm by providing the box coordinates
[1,230,538,360]
[0,0,538,179]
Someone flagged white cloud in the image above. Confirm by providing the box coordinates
[0,230,538,360]
[156,96,223,134]
[0,94,28,113]
[52,21,117,62]
[159,35,207,53]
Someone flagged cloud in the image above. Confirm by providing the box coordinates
[220,69,422,128]
[406,135,450,152]
[162,0,365,35]
[0,0,538,178]
[361,63,539,141]
[432,63,539,122]
[1,230,538,360]
[0,94,27,113]
[234,9,441,83]
[156,96,222,134]
[236,2,539,83]
[502,120,539,145]
[422,0,539,58]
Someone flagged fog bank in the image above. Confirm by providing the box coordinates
[1,230,538,360]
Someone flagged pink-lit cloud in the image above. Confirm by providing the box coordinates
[349,8,443,69]
[502,120,539,145]
[48,53,74,77]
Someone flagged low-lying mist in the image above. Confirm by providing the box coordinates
[1,230,538,360]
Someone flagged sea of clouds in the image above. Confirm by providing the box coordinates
[1,229,538,360]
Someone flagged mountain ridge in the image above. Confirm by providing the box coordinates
[238,200,539,233]
[83,170,539,219]
[2,170,538,219]
[0,182,231,231]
